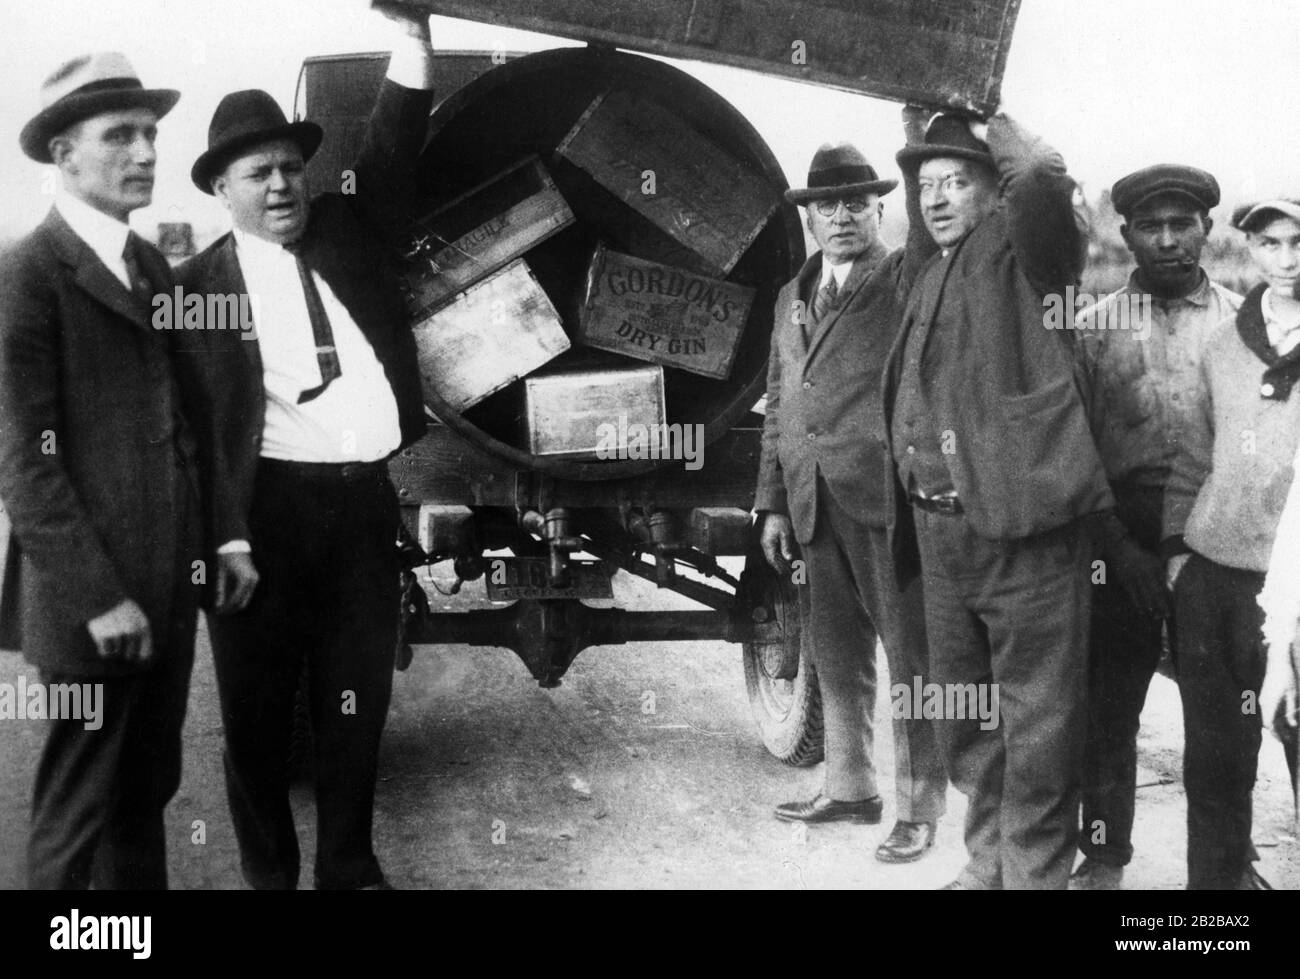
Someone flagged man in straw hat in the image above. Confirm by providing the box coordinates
[0,52,201,888]
[756,108,949,864]
[177,2,432,890]
[881,110,1112,888]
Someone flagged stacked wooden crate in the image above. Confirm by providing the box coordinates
[402,83,780,458]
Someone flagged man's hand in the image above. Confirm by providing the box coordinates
[86,598,153,664]
[373,1,432,40]
[1166,553,1191,591]
[760,512,796,574]
[215,551,260,614]
[902,104,933,145]
[1110,539,1171,620]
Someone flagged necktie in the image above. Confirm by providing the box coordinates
[283,240,342,403]
[122,233,155,308]
[809,274,839,338]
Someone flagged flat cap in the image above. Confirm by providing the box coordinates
[1111,163,1220,217]
[1231,199,1300,232]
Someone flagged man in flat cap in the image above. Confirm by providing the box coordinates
[1160,198,1300,889]
[0,53,201,888]
[756,109,948,864]
[1070,164,1241,889]
[882,111,1112,889]
[178,3,432,889]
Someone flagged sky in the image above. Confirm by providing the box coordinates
[2,0,1298,243]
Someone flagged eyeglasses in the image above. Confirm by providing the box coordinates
[813,197,871,216]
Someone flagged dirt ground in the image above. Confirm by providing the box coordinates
[0,562,1296,890]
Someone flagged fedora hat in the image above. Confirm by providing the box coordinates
[191,89,323,193]
[785,143,898,205]
[896,112,993,170]
[20,52,179,163]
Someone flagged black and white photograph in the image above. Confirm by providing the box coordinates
[0,0,1296,939]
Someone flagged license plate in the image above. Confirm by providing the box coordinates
[485,557,614,601]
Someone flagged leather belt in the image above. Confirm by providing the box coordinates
[261,458,389,482]
[909,492,964,515]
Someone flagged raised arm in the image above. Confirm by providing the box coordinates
[989,112,1088,295]
[347,4,437,242]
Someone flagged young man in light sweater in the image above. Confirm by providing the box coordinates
[1163,199,1300,890]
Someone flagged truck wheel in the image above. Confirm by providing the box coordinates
[741,562,823,767]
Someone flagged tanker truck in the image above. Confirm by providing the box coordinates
[291,0,1021,765]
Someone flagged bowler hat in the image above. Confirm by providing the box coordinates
[785,143,897,205]
[896,113,993,170]
[1112,164,1220,217]
[191,89,323,193]
[20,52,179,163]
[1231,199,1300,233]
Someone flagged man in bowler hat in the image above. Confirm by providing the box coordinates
[0,53,201,888]
[882,111,1113,888]
[178,3,432,889]
[756,109,948,863]
[1071,164,1240,889]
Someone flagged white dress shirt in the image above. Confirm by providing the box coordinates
[55,192,132,289]
[818,257,854,292]
[1262,287,1300,357]
[234,227,402,464]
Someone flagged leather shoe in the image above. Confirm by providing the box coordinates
[1238,865,1273,890]
[774,792,883,824]
[1069,857,1122,890]
[875,820,936,863]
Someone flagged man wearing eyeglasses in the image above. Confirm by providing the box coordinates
[755,111,949,865]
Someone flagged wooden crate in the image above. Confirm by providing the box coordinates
[556,87,780,276]
[397,0,1021,114]
[576,244,754,380]
[403,156,576,319]
[412,259,570,413]
[526,365,666,458]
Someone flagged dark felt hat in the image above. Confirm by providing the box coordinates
[1111,164,1220,217]
[895,113,993,170]
[20,52,179,163]
[1231,199,1300,233]
[191,89,323,193]
[785,143,898,205]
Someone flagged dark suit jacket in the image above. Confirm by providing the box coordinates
[175,79,432,551]
[756,169,936,544]
[881,114,1113,551]
[0,209,199,674]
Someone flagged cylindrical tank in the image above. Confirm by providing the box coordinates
[409,46,804,480]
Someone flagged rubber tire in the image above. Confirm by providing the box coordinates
[741,568,824,767]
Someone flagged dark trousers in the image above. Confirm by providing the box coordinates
[1175,553,1266,890]
[208,460,399,890]
[1079,485,1165,867]
[803,480,947,819]
[913,509,1091,890]
[28,480,199,890]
